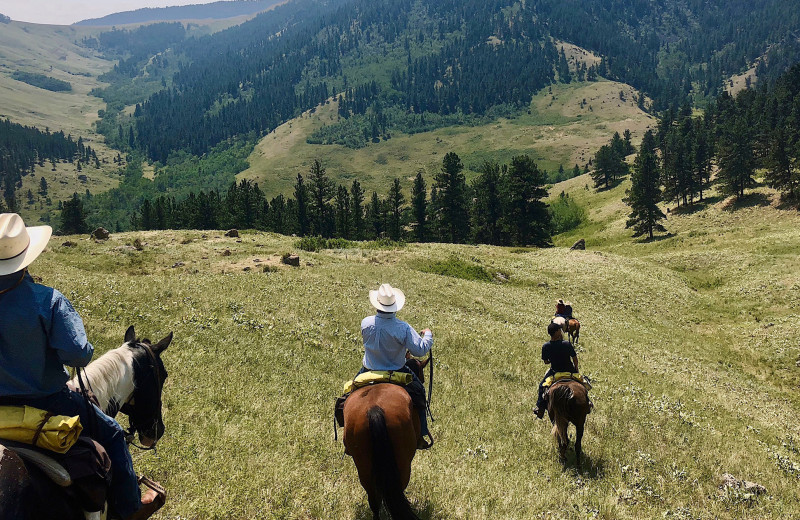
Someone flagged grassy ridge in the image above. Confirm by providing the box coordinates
[29,175,800,518]
[240,80,655,197]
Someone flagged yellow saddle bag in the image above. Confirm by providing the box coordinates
[0,405,83,454]
[543,372,591,389]
[343,370,414,395]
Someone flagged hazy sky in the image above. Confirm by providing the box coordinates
[0,1,220,25]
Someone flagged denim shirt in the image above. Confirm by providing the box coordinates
[0,271,94,397]
[361,312,432,371]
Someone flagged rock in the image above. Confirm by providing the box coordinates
[62,241,77,247]
[90,227,110,240]
[253,259,262,263]
[281,254,300,267]
[171,262,184,268]
[77,174,88,182]
[225,229,239,238]
[221,249,231,257]
[570,238,586,250]
[242,266,251,272]
[538,282,549,288]
[720,473,766,495]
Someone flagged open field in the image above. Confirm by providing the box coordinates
[27,174,800,519]
[240,80,656,197]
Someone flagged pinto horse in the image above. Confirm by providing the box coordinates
[343,358,427,520]
[547,379,590,470]
[0,326,172,520]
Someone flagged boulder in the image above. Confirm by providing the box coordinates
[281,254,300,267]
[91,227,110,240]
[221,249,231,257]
[225,229,239,238]
[720,473,766,495]
[570,238,586,250]
[62,241,77,248]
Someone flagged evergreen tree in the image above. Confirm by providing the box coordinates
[717,114,756,198]
[308,160,334,236]
[368,191,383,239]
[39,177,48,196]
[410,170,427,242]
[502,155,552,247]
[625,131,666,239]
[471,161,503,245]
[765,127,799,199]
[350,179,364,240]
[294,173,309,236]
[434,152,470,243]
[387,178,405,241]
[60,193,88,235]
[335,185,351,238]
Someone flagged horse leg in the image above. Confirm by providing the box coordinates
[368,490,382,520]
[575,420,584,472]
[552,417,569,462]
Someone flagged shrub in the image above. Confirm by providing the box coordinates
[548,192,586,234]
[413,256,495,282]
[296,236,354,252]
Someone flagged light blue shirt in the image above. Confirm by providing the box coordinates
[0,271,94,397]
[361,312,432,371]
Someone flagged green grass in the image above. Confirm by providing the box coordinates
[28,177,800,518]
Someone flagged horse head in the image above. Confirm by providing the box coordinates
[121,325,172,448]
[404,351,429,383]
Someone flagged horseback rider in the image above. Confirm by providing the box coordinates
[554,299,573,321]
[0,213,164,520]
[534,321,579,419]
[357,283,433,449]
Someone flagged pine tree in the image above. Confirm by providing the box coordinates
[410,171,427,242]
[434,152,470,243]
[335,185,351,238]
[471,161,503,245]
[717,114,756,198]
[502,155,552,247]
[350,179,365,240]
[625,131,666,239]
[387,178,405,241]
[294,173,309,236]
[60,193,88,235]
[308,160,334,236]
[39,177,48,196]
[368,191,382,239]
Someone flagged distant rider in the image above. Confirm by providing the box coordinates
[357,283,433,449]
[534,321,579,419]
[0,213,164,520]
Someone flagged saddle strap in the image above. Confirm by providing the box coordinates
[9,446,72,487]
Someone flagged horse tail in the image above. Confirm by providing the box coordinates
[367,406,418,520]
[549,384,573,446]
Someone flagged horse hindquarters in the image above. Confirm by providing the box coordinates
[367,406,419,520]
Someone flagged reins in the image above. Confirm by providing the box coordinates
[426,349,434,422]
[122,342,162,452]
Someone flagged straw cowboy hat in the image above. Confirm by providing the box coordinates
[0,213,52,276]
[369,283,406,313]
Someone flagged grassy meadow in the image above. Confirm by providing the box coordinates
[26,173,800,519]
[239,80,656,197]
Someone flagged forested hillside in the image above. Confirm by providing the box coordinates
[93,0,800,165]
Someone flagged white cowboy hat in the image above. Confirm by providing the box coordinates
[369,283,406,313]
[0,213,52,276]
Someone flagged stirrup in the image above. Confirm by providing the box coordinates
[123,476,166,520]
[417,433,433,450]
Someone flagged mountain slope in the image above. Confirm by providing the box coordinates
[74,0,286,26]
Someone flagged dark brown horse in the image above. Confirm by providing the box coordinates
[547,379,590,470]
[343,357,427,520]
[0,326,171,520]
[567,319,580,345]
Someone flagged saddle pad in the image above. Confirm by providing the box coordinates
[343,370,413,395]
[3,444,72,487]
[0,405,82,454]
[543,372,589,388]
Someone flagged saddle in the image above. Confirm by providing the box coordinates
[335,370,421,429]
[543,372,592,390]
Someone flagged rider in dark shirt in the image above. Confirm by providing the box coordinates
[534,321,578,419]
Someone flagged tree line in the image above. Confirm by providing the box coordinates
[113,152,553,247]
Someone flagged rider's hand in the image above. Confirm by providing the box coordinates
[422,328,431,336]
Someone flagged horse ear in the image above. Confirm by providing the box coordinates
[152,332,173,354]
[419,357,430,369]
[124,326,136,344]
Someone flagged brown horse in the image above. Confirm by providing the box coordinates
[547,380,590,470]
[344,357,428,520]
[567,319,580,345]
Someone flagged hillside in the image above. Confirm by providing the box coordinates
[74,0,286,26]
[241,79,655,197]
[28,172,800,519]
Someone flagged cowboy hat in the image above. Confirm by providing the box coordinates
[369,283,406,313]
[0,213,52,276]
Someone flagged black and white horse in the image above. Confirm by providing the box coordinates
[0,326,172,520]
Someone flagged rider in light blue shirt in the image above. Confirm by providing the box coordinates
[358,283,433,449]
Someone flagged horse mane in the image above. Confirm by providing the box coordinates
[70,346,136,412]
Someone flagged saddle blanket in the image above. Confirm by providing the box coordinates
[0,405,82,454]
[342,370,413,395]
[543,372,592,390]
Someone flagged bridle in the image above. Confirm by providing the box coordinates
[120,341,165,452]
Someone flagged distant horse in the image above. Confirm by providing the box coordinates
[0,326,172,520]
[547,379,590,470]
[567,319,580,345]
[343,357,427,520]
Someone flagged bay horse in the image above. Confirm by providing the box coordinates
[567,319,580,345]
[0,326,172,520]
[343,358,427,520]
[547,379,590,470]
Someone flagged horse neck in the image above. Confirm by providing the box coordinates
[71,346,136,414]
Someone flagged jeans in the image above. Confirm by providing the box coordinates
[18,388,140,519]
[357,366,430,437]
